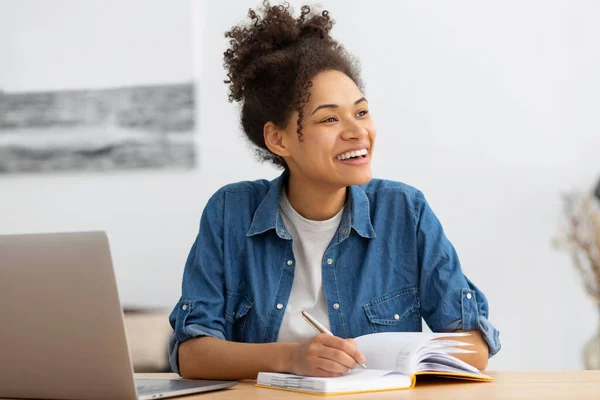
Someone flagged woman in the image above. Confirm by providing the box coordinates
[169,2,500,380]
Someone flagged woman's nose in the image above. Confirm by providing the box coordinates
[341,121,369,140]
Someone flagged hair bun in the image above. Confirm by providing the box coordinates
[223,1,334,103]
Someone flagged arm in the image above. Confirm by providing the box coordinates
[415,191,501,368]
[179,337,293,380]
[179,334,367,380]
[449,330,489,371]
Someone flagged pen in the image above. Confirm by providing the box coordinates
[301,310,368,369]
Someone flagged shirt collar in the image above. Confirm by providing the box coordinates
[246,171,376,240]
[344,184,377,240]
[246,171,290,239]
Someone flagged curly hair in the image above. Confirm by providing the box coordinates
[223,1,362,169]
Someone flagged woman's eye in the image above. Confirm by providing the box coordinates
[357,110,369,117]
[321,117,337,123]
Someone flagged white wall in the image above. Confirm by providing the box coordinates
[1,0,599,371]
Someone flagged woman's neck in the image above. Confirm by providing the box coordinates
[285,174,347,221]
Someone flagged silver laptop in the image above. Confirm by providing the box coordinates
[0,231,236,400]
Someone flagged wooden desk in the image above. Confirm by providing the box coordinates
[138,371,600,399]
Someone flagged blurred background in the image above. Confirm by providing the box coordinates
[1,0,599,372]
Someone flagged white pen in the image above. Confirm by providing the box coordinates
[301,310,368,369]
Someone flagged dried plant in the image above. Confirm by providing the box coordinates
[553,191,600,303]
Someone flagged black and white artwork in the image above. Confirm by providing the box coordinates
[0,84,195,172]
[0,0,196,173]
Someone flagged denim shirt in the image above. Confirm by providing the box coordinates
[168,172,501,373]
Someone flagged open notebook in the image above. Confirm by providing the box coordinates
[256,332,492,395]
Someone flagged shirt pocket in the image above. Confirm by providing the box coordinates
[224,292,253,342]
[362,287,421,333]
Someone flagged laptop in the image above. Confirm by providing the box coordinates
[0,231,236,400]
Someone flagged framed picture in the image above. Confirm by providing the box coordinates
[0,0,196,173]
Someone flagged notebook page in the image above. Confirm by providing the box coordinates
[256,369,413,394]
[354,332,470,375]
[416,352,481,375]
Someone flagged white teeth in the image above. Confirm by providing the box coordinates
[336,148,368,160]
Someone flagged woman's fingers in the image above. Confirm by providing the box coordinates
[316,334,367,366]
[317,345,357,371]
[292,334,368,377]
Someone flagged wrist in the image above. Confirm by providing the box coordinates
[274,342,296,373]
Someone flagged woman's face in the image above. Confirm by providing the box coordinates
[282,69,376,189]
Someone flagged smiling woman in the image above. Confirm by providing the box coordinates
[168,1,501,381]
[263,70,376,220]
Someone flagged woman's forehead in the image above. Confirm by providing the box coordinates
[308,70,363,105]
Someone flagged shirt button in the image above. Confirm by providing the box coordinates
[466,293,472,300]
[333,303,340,310]
[394,314,400,320]
[326,258,333,265]
[280,229,285,235]
[287,260,293,266]
[276,303,284,310]
[182,304,188,311]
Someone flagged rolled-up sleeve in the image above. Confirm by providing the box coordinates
[168,193,227,374]
[415,191,501,358]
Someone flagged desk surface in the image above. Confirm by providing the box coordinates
[138,371,600,400]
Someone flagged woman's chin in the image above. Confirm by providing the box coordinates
[342,168,373,186]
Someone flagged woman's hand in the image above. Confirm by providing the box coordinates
[287,333,367,377]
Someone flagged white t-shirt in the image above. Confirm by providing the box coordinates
[276,188,344,343]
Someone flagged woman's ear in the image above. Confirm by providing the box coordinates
[264,121,292,158]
